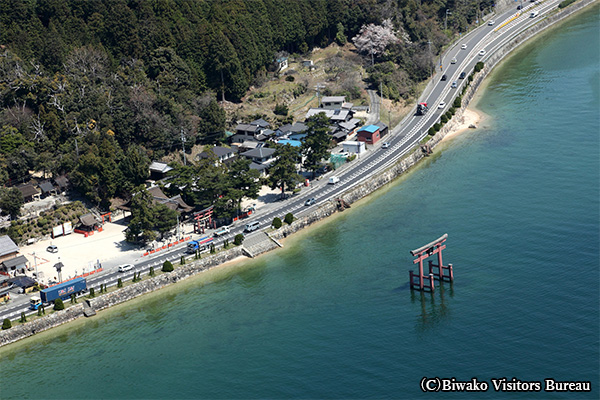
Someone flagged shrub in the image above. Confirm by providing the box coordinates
[449,107,456,115]
[453,96,462,108]
[210,243,215,254]
[180,255,186,265]
[558,0,577,7]
[70,294,76,304]
[2,318,11,330]
[474,61,484,72]
[117,278,123,288]
[20,311,26,323]
[89,288,95,298]
[445,111,453,120]
[428,127,436,136]
[37,307,42,316]
[224,239,229,249]
[274,103,288,116]
[285,75,295,82]
[272,217,282,229]
[234,234,244,246]
[54,298,65,311]
[162,260,174,272]
[149,267,155,277]
[441,115,448,124]
[284,213,294,225]
[433,123,441,132]
[347,154,357,162]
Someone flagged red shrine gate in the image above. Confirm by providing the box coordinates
[409,233,454,291]
[193,206,214,234]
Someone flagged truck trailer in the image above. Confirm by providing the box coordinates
[416,102,428,115]
[33,277,87,307]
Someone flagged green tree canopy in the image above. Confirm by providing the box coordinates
[268,144,302,199]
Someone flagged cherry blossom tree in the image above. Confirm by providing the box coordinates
[352,19,400,65]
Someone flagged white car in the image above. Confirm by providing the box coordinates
[488,20,495,26]
[450,58,457,64]
[382,142,390,149]
[478,49,487,56]
[438,102,446,109]
[461,44,467,50]
[118,264,134,273]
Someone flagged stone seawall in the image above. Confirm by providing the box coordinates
[1,0,595,348]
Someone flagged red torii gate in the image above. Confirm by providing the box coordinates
[409,233,454,291]
[193,206,214,234]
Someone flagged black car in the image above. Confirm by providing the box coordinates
[441,74,447,81]
[459,72,466,79]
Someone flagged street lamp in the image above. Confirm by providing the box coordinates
[445,9,452,31]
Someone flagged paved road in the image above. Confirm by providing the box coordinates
[0,0,563,321]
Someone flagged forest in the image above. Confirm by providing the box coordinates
[0,0,492,217]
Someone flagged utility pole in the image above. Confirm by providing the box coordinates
[33,251,38,283]
[427,39,433,77]
[180,127,187,166]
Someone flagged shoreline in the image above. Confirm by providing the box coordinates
[1,0,595,349]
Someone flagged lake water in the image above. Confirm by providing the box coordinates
[1,5,598,399]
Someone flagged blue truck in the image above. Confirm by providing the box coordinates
[30,277,87,309]
[186,236,213,254]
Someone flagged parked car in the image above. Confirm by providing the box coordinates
[478,49,487,56]
[304,198,316,206]
[459,72,467,79]
[461,44,467,50]
[438,102,446,109]
[118,264,134,273]
[46,245,58,253]
[381,142,390,149]
[450,57,457,64]
[441,74,447,81]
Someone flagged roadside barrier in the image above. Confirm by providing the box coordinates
[141,236,192,257]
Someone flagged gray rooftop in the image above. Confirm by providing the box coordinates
[2,255,28,268]
[241,147,276,159]
[149,161,173,174]
[0,236,18,257]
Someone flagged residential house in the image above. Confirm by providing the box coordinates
[277,122,308,139]
[1,255,29,276]
[250,118,271,129]
[0,236,19,265]
[275,56,288,72]
[356,124,381,145]
[320,96,346,109]
[149,161,174,181]
[342,141,366,155]
[241,147,276,165]
[375,121,389,137]
[8,275,36,293]
[197,146,237,166]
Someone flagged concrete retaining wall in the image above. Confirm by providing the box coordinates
[1,0,595,348]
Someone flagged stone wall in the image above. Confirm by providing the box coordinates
[1,0,595,348]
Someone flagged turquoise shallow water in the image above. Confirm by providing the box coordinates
[1,6,599,399]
